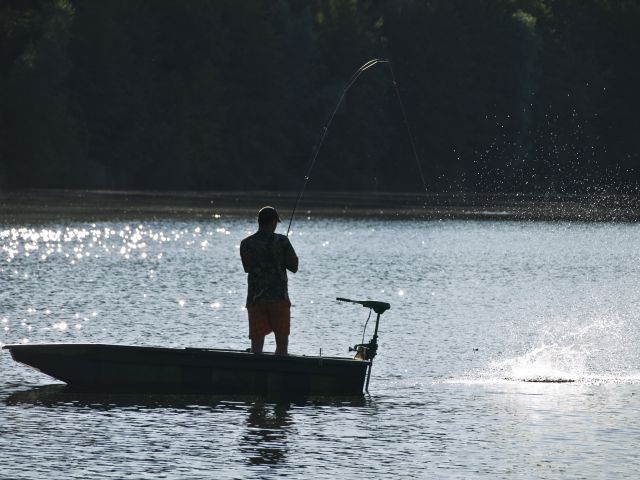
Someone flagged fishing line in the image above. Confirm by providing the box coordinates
[387,62,428,194]
[286,59,427,236]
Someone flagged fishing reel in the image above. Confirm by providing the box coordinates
[337,297,390,362]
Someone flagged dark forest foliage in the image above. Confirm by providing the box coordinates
[0,0,639,193]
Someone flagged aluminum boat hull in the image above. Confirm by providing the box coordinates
[3,343,370,396]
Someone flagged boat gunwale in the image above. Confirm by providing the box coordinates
[2,342,370,365]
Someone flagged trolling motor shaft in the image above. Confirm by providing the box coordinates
[337,297,391,392]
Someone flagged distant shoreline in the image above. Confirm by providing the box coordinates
[1,189,640,222]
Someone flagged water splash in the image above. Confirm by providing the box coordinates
[492,344,586,383]
[446,341,640,385]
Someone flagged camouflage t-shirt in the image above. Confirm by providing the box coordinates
[240,231,298,307]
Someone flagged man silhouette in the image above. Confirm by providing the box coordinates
[240,206,298,354]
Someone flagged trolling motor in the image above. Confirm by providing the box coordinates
[336,297,391,392]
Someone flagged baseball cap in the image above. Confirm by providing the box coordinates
[258,206,281,224]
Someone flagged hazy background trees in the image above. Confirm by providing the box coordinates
[1,0,638,194]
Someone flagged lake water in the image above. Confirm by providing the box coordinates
[1,215,639,479]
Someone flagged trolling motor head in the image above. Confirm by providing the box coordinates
[336,297,390,315]
[336,297,390,361]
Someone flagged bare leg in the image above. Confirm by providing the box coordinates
[274,334,288,355]
[251,336,264,354]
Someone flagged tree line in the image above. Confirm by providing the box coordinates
[1,0,639,194]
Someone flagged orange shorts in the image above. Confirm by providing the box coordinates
[247,300,291,339]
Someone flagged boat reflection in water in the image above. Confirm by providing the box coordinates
[5,385,366,469]
[5,384,366,410]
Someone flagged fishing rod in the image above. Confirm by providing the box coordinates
[285,59,427,236]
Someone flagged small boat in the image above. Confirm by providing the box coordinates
[3,298,390,396]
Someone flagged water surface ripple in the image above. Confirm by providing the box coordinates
[1,218,639,478]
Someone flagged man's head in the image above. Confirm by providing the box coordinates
[257,206,281,231]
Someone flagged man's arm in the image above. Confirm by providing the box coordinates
[285,240,298,273]
[240,240,252,273]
